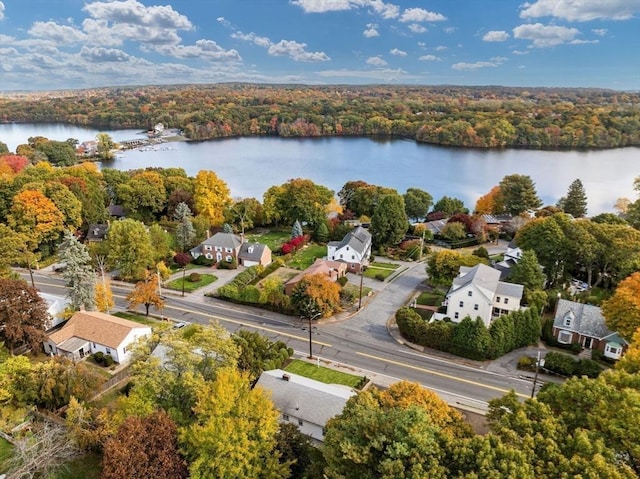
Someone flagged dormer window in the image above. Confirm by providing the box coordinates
[564,317,572,327]
[247,246,254,254]
[467,291,472,297]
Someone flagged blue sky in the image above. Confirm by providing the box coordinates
[0,0,638,91]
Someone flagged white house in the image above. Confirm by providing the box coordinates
[39,292,70,330]
[255,369,356,443]
[45,311,151,363]
[444,263,523,327]
[327,226,372,273]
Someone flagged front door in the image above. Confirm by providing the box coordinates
[584,337,592,349]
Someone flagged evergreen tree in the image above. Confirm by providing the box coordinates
[370,193,408,247]
[509,250,545,294]
[174,202,196,252]
[291,219,303,239]
[314,221,329,243]
[558,178,588,217]
[58,230,96,310]
[498,174,542,215]
[222,223,233,234]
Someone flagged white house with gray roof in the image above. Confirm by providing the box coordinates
[238,242,272,267]
[444,263,524,327]
[552,299,628,359]
[327,226,372,273]
[255,369,356,443]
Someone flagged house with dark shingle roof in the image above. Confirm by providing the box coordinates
[552,299,628,360]
[238,242,272,267]
[190,232,243,263]
[444,263,524,327]
[45,311,151,363]
[85,223,108,243]
[255,369,356,443]
[327,226,372,273]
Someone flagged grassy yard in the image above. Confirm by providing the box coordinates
[287,244,327,270]
[113,311,166,327]
[48,453,102,479]
[285,359,364,388]
[0,437,13,470]
[246,230,290,251]
[165,273,218,293]
[416,291,445,306]
[363,261,400,280]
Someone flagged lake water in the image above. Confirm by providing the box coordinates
[1,123,638,215]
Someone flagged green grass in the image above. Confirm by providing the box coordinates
[0,437,13,470]
[48,452,102,479]
[287,244,327,270]
[416,291,445,306]
[284,359,364,388]
[369,261,401,270]
[166,273,218,293]
[113,311,166,327]
[246,230,290,251]
[413,308,434,321]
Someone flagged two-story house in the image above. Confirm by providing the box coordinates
[190,232,243,263]
[327,226,372,273]
[444,263,523,327]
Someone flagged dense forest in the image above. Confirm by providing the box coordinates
[1,84,639,149]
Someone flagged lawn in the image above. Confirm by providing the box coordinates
[246,230,290,251]
[287,244,327,270]
[284,359,364,388]
[0,437,13,470]
[166,273,218,293]
[48,453,102,479]
[113,311,166,327]
[416,291,445,306]
[363,261,400,280]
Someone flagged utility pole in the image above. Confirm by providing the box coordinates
[303,312,321,359]
[358,270,364,310]
[181,266,186,297]
[531,350,541,398]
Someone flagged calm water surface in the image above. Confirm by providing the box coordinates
[1,123,637,215]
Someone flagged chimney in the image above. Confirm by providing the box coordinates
[206,229,210,239]
[282,374,290,381]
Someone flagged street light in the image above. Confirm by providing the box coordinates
[302,312,321,359]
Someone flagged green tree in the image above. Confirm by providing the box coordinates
[440,222,466,240]
[96,132,116,160]
[174,202,196,252]
[118,171,167,222]
[264,178,333,227]
[180,367,287,479]
[432,196,468,216]
[403,187,433,221]
[148,223,172,263]
[291,219,303,239]
[427,250,487,285]
[0,278,48,353]
[498,174,542,215]
[558,178,588,217]
[508,249,545,296]
[105,219,155,281]
[370,193,408,247]
[0,225,29,278]
[314,221,329,243]
[58,230,96,311]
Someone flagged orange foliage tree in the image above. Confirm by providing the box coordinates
[126,271,165,316]
[602,272,640,340]
[291,273,341,318]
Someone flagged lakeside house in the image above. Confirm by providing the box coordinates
[327,226,372,273]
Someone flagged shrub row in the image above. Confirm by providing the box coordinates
[92,351,114,367]
[396,306,541,361]
[543,351,603,378]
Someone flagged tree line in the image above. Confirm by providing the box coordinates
[2,83,638,149]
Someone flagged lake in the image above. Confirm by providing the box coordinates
[1,122,637,215]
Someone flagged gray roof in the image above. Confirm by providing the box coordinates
[200,232,242,250]
[238,242,269,261]
[331,226,371,255]
[255,369,356,427]
[424,219,447,234]
[86,223,108,241]
[496,281,524,298]
[553,299,622,340]
[449,263,523,301]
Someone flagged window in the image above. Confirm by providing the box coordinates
[215,246,222,252]
[340,254,343,258]
[564,317,572,327]
[204,245,212,250]
[454,312,459,319]
[558,331,573,344]
[496,296,501,303]
[467,291,472,297]
[106,348,111,354]
[459,301,464,307]
[504,298,509,304]
[225,255,232,262]
[351,255,355,259]
[474,304,479,310]
[282,414,289,421]
[346,246,349,250]
[92,342,96,348]
[605,344,620,356]
[205,253,212,259]
[225,247,232,253]
[298,419,303,426]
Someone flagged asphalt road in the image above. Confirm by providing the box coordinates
[25,264,535,412]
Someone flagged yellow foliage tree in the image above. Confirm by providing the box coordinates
[193,170,231,227]
[95,279,114,313]
[474,185,503,214]
[616,327,640,374]
[126,272,164,316]
[602,272,640,340]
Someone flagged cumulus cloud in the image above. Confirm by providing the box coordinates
[28,22,87,45]
[292,0,399,18]
[389,48,406,56]
[592,28,608,36]
[513,23,581,47]
[268,40,330,62]
[483,30,509,42]
[400,7,446,22]
[83,0,192,30]
[0,2,4,21]
[519,0,638,21]
[408,24,427,33]
[419,54,440,61]
[154,40,242,61]
[231,31,271,48]
[363,23,379,37]
[80,46,131,62]
[435,45,447,51]
[366,55,387,66]
[512,50,529,55]
[452,56,506,70]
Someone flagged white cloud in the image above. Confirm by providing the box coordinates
[0,2,5,21]
[444,27,456,34]
[452,56,506,70]
[389,48,406,56]
[400,7,446,22]
[520,0,638,21]
[417,41,426,47]
[82,0,192,30]
[291,0,399,18]
[419,54,440,61]
[28,21,87,45]
[366,55,387,66]
[231,31,271,48]
[513,23,581,47]
[268,40,330,62]
[408,24,427,33]
[512,50,529,55]
[570,39,598,44]
[435,45,447,51]
[592,28,608,36]
[80,46,131,62]
[363,23,379,37]
[316,67,414,82]
[483,30,510,42]
[154,40,242,61]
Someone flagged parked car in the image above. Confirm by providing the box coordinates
[173,321,187,329]
[570,279,589,292]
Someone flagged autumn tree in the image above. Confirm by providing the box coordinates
[102,410,188,479]
[180,367,287,479]
[8,189,65,248]
[601,272,640,340]
[474,185,503,214]
[264,178,333,227]
[370,193,408,247]
[0,224,29,278]
[498,174,542,215]
[105,219,155,281]
[117,170,167,222]
[557,178,588,217]
[403,187,433,221]
[127,272,164,316]
[193,170,231,227]
[291,273,341,318]
[58,231,96,311]
[95,278,114,313]
[427,250,487,285]
[0,278,48,353]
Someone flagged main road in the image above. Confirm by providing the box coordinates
[24,263,535,412]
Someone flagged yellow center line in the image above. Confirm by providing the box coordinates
[356,351,528,398]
